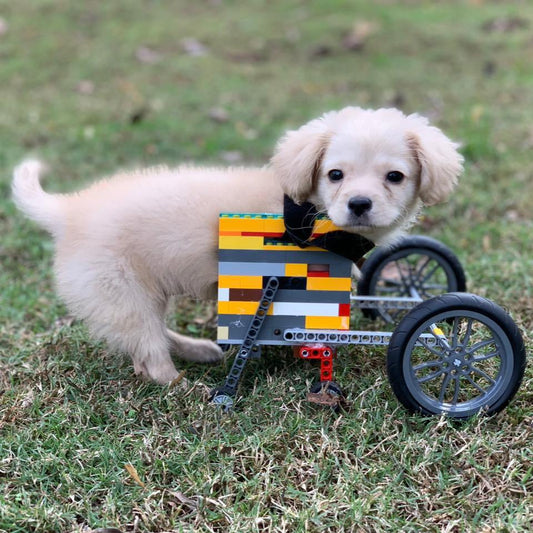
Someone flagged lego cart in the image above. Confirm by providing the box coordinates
[210,213,526,419]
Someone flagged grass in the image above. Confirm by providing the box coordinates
[1,0,532,531]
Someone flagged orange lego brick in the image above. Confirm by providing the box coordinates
[305,316,350,330]
[218,275,263,289]
[306,277,352,291]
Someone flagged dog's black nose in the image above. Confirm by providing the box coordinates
[348,196,373,217]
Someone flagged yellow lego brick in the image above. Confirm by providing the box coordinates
[306,277,352,291]
[220,218,264,233]
[305,316,350,330]
[261,218,285,234]
[285,263,308,277]
[219,235,264,250]
[217,326,229,340]
[218,275,264,289]
[312,219,338,235]
[219,216,285,234]
[262,243,327,252]
[218,301,273,316]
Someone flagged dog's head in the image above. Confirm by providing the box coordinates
[271,107,463,241]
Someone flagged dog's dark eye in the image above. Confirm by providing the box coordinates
[328,169,344,182]
[386,171,404,183]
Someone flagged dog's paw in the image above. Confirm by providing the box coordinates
[134,358,182,385]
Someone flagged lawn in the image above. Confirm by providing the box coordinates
[1,1,532,532]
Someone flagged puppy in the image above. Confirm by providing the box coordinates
[12,107,463,384]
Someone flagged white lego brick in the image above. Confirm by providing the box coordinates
[218,288,230,301]
[271,302,341,317]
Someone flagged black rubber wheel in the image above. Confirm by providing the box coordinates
[309,381,345,411]
[357,235,467,322]
[387,293,526,418]
[310,381,344,396]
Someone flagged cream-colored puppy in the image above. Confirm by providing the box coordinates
[12,107,463,384]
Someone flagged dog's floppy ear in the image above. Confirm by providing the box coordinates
[407,115,464,206]
[271,117,331,204]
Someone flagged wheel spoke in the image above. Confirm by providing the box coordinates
[464,374,489,395]
[419,261,441,285]
[467,337,497,354]
[422,283,448,290]
[417,369,445,384]
[438,372,453,403]
[471,351,499,362]
[452,377,460,405]
[417,337,446,357]
[461,317,475,346]
[393,260,411,290]
[376,283,404,294]
[413,257,432,285]
[451,316,461,349]
[470,366,496,386]
[413,359,443,372]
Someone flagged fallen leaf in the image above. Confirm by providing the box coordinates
[342,21,378,51]
[124,463,145,488]
[135,46,162,64]
[310,44,333,58]
[482,234,491,252]
[181,38,208,57]
[76,80,95,95]
[168,490,198,510]
[208,107,230,123]
[471,105,484,123]
[482,17,529,33]
[129,107,149,124]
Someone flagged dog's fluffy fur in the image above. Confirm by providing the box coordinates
[12,107,463,384]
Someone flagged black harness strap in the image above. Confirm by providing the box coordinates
[283,195,375,263]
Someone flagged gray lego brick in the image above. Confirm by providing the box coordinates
[266,288,351,304]
[219,261,287,276]
[218,314,306,344]
[219,249,353,276]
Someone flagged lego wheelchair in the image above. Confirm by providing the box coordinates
[209,213,526,418]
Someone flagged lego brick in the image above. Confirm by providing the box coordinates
[218,275,263,289]
[308,263,330,273]
[219,261,286,277]
[284,263,308,277]
[219,235,265,250]
[217,314,306,344]
[272,277,307,291]
[218,288,230,301]
[217,326,229,340]
[218,300,274,316]
[272,302,343,317]
[305,316,350,330]
[339,303,351,316]
[263,242,325,252]
[219,216,285,234]
[218,249,344,264]
[265,289,351,304]
[311,218,337,235]
[307,271,330,278]
[229,288,264,301]
[306,277,352,292]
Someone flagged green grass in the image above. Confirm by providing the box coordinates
[1,1,532,531]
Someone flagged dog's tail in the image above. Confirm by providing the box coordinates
[12,159,64,235]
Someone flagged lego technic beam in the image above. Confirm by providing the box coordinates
[283,328,437,347]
